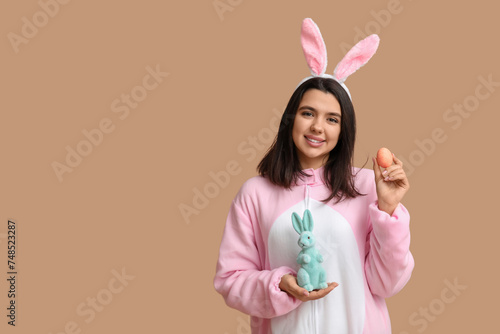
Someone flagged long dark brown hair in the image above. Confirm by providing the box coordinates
[257,77,366,204]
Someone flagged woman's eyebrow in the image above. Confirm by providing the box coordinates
[298,105,317,112]
[298,105,342,118]
[326,112,342,118]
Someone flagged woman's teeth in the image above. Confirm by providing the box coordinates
[306,137,322,143]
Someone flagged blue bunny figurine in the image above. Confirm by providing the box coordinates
[292,209,328,292]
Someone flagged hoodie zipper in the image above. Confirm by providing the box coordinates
[305,184,310,210]
[312,299,318,333]
[305,184,318,334]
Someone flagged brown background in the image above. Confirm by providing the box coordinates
[1,0,499,333]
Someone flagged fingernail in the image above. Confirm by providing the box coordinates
[384,177,389,181]
[382,170,388,176]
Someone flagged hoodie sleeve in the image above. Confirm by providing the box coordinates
[214,182,302,318]
[364,190,415,298]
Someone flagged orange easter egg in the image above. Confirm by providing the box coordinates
[377,147,393,168]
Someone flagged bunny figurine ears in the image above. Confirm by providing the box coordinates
[298,18,380,99]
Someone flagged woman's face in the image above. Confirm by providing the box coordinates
[292,88,342,170]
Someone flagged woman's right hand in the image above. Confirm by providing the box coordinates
[279,274,339,302]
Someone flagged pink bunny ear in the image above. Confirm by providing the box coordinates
[333,34,380,83]
[301,18,327,76]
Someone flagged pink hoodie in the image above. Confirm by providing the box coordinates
[214,165,414,333]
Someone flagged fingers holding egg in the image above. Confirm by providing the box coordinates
[383,169,405,181]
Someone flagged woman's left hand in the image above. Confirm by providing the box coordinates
[372,153,410,216]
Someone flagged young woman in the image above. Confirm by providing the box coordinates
[214,19,414,334]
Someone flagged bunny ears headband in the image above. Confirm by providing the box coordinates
[298,18,380,100]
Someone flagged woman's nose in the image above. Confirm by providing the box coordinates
[311,121,323,133]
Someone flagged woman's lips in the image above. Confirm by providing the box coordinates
[304,135,325,147]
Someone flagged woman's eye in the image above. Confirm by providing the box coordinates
[301,111,313,117]
[328,118,339,123]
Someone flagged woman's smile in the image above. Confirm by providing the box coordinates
[304,135,325,147]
